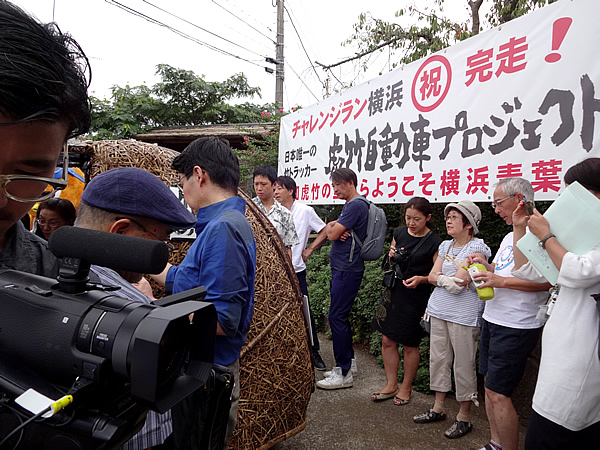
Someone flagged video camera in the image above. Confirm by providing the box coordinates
[0,227,216,449]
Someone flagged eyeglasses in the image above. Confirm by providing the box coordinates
[0,144,68,203]
[491,194,515,209]
[176,170,194,190]
[115,216,174,251]
[37,218,65,228]
[445,214,462,222]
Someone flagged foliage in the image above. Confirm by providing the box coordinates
[89,65,269,140]
[343,0,556,76]
[235,106,302,189]
[343,4,472,74]
[236,107,284,186]
[487,0,558,27]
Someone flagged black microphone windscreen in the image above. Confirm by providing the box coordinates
[49,226,169,274]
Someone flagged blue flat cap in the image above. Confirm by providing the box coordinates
[81,167,196,230]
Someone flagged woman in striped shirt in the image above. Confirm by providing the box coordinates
[413,200,491,440]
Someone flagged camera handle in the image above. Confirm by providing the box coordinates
[57,257,91,294]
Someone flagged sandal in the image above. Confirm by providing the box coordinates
[371,388,399,401]
[393,390,411,406]
[393,396,410,406]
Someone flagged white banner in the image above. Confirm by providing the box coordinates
[279,0,600,204]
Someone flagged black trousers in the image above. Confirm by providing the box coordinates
[525,409,600,449]
[296,269,320,352]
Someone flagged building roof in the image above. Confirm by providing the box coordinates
[133,122,274,152]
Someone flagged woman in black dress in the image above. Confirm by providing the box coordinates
[372,197,442,405]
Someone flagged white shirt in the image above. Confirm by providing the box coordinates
[483,232,548,329]
[513,242,600,431]
[290,201,326,273]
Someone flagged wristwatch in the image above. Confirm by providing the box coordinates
[539,233,556,249]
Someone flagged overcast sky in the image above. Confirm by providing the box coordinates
[14,0,474,110]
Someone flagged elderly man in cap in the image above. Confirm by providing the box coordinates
[75,166,196,450]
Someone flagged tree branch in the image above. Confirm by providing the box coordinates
[316,36,404,70]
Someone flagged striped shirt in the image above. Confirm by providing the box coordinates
[426,238,491,327]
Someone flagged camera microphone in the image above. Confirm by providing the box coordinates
[49,226,169,275]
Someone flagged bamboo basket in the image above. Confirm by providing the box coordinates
[73,139,314,449]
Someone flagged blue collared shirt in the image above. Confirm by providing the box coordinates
[166,196,256,366]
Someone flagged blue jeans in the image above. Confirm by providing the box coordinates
[329,268,364,375]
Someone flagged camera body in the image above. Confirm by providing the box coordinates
[390,247,410,280]
[390,247,410,266]
[0,228,219,449]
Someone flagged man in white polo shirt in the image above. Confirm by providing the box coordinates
[275,175,328,370]
[468,177,551,450]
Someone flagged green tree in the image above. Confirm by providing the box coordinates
[236,106,301,187]
[89,64,270,139]
[320,0,556,79]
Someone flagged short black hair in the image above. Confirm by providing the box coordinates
[564,157,600,193]
[253,165,277,184]
[276,176,296,199]
[331,168,357,187]
[173,137,240,194]
[0,1,91,137]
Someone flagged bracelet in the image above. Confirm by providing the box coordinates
[538,233,556,249]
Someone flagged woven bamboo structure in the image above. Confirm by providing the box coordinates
[72,140,314,449]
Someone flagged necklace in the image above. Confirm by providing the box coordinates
[449,237,472,257]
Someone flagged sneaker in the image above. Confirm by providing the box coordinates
[413,409,447,424]
[313,351,326,371]
[444,419,473,439]
[316,366,353,390]
[324,358,357,378]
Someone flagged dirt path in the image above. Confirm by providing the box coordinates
[274,334,528,450]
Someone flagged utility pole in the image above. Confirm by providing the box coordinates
[275,0,284,109]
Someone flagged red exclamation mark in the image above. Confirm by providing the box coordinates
[545,17,572,63]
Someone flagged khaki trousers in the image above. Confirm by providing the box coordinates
[429,316,480,402]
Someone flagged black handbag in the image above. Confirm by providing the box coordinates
[382,260,396,289]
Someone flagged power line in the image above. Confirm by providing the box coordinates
[104,0,270,71]
[212,0,276,45]
[142,0,269,60]
[283,5,323,85]
[284,57,319,102]
[286,0,322,62]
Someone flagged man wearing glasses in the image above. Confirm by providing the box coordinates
[75,167,196,299]
[466,178,551,450]
[0,1,90,278]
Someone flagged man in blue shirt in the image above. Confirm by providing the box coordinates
[317,168,368,390]
[153,137,256,447]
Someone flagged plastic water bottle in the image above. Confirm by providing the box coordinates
[467,263,495,300]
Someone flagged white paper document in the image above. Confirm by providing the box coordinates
[516,182,600,284]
